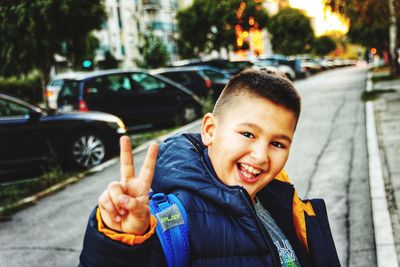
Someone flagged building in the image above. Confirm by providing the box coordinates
[94,0,141,68]
[93,0,182,68]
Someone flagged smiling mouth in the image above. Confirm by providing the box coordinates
[237,163,263,182]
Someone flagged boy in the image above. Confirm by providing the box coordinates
[79,69,340,266]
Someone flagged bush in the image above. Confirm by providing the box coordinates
[0,76,42,104]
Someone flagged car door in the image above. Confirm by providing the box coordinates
[84,74,138,124]
[129,72,183,125]
[0,98,47,177]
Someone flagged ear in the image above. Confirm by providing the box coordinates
[201,113,216,147]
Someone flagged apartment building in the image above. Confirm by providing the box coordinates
[94,0,182,67]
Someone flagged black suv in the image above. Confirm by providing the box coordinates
[57,69,202,130]
[152,66,230,100]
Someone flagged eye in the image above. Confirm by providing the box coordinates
[241,132,254,139]
[271,141,285,149]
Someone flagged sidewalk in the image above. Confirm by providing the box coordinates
[367,71,400,266]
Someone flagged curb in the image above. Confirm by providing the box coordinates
[132,119,202,155]
[366,72,399,266]
[0,119,202,219]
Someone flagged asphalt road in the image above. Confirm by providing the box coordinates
[0,66,375,267]
[285,66,376,267]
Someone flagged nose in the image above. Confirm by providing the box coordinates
[250,143,268,165]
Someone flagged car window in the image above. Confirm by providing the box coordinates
[186,72,204,85]
[162,72,185,83]
[203,70,225,80]
[0,98,30,118]
[130,73,167,92]
[85,74,132,95]
[51,79,64,87]
[107,74,132,92]
[163,72,195,87]
[59,81,80,99]
[84,77,103,95]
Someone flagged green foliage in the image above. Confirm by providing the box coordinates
[0,75,42,104]
[176,0,269,58]
[267,8,314,56]
[0,0,106,85]
[325,0,399,51]
[202,95,215,114]
[313,36,337,56]
[137,34,170,69]
[361,89,396,102]
[98,50,119,70]
[67,33,101,70]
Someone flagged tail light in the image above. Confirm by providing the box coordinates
[45,90,54,97]
[204,79,213,89]
[79,100,89,112]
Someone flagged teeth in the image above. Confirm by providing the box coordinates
[240,163,261,175]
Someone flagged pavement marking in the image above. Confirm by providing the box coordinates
[366,71,399,267]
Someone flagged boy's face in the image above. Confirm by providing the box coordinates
[201,94,297,200]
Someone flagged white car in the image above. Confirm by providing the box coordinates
[46,72,87,109]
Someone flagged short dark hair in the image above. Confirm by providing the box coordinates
[213,68,301,120]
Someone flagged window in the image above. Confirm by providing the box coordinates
[59,81,79,98]
[0,99,30,118]
[203,70,225,81]
[50,79,65,87]
[86,75,132,94]
[163,72,190,86]
[130,73,166,92]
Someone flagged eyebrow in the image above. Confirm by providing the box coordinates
[238,122,292,143]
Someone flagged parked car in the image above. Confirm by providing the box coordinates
[152,66,230,100]
[0,93,126,180]
[172,58,244,75]
[252,60,296,80]
[57,69,203,130]
[295,56,323,74]
[46,72,87,109]
[259,54,308,79]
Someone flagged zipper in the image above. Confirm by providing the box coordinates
[239,188,281,267]
[183,134,281,266]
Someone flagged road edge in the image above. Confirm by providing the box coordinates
[365,71,399,266]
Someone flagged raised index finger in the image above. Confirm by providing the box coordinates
[120,136,135,182]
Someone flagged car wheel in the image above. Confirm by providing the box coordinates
[176,102,200,125]
[69,132,107,169]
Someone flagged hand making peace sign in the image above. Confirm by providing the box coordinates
[98,136,158,234]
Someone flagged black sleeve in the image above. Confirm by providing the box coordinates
[78,207,166,267]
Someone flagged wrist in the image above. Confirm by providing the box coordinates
[96,208,157,245]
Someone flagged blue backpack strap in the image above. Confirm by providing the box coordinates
[149,192,190,267]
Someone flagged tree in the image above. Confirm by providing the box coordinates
[98,50,119,70]
[325,0,400,75]
[267,7,314,56]
[136,34,170,69]
[313,36,337,56]
[0,0,107,102]
[176,0,269,58]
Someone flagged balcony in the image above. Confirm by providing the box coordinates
[143,0,161,10]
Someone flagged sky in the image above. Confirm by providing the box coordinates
[288,0,349,36]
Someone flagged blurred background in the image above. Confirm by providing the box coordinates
[0,0,397,107]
